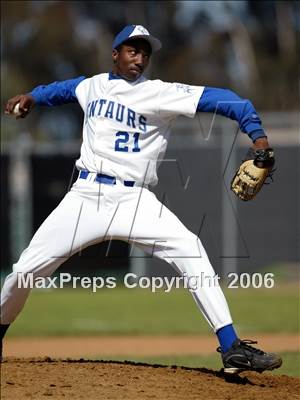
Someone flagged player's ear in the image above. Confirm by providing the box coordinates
[112,49,118,64]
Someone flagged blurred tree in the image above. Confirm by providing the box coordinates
[1,0,299,143]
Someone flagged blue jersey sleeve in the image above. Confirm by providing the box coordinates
[197,87,266,142]
[29,76,86,106]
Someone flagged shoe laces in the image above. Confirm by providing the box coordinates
[240,339,265,355]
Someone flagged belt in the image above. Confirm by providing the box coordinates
[79,170,135,187]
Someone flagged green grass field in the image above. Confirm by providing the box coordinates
[7,285,299,336]
[5,285,300,376]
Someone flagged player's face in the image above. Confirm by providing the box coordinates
[112,39,151,81]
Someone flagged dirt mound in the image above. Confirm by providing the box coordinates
[1,358,299,400]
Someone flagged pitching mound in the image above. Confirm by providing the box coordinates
[1,358,299,400]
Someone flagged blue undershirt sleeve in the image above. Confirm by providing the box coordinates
[197,87,267,142]
[29,76,86,106]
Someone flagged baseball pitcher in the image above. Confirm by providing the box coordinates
[1,25,280,374]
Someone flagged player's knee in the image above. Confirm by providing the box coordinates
[12,254,63,278]
[175,233,203,257]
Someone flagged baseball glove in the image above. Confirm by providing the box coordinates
[231,147,275,201]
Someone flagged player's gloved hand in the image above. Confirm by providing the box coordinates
[5,94,35,119]
[231,140,275,201]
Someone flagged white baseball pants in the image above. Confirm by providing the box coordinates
[1,176,233,331]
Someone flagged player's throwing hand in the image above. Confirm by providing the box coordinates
[5,94,35,118]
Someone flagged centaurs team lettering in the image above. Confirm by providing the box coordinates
[1,24,282,374]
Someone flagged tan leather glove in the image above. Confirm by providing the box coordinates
[231,148,275,201]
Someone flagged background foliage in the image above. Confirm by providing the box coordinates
[1,1,300,142]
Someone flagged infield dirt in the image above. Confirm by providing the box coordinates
[4,333,300,358]
[2,334,299,399]
[1,358,299,400]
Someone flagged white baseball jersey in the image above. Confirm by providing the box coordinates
[75,73,204,186]
[1,74,233,333]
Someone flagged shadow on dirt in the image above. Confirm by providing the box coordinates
[10,357,266,387]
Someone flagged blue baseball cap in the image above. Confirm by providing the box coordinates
[112,25,162,52]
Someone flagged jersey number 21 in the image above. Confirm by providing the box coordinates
[115,131,140,152]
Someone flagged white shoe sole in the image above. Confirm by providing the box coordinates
[223,359,282,374]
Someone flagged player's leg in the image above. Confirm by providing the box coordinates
[0,188,109,352]
[109,187,233,331]
[111,186,282,373]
